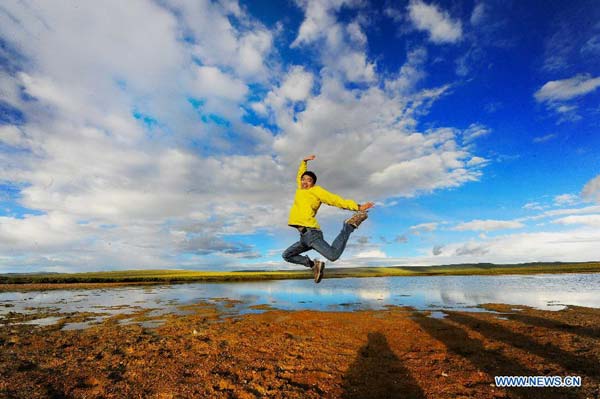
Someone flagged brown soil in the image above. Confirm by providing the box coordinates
[1,303,599,398]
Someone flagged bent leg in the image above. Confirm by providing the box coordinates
[308,223,355,262]
[282,240,313,268]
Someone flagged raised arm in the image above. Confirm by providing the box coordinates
[296,155,315,188]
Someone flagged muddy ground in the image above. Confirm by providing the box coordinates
[1,300,599,398]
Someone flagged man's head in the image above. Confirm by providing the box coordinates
[301,171,317,189]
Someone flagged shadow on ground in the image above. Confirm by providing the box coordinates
[412,312,586,399]
[341,332,425,399]
[446,312,599,380]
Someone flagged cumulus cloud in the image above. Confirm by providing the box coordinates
[291,0,374,82]
[407,0,463,44]
[272,78,484,201]
[0,1,488,272]
[453,219,524,232]
[194,66,248,102]
[263,66,314,113]
[172,0,274,80]
[0,125,30,148]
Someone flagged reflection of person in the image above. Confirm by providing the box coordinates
[282,155,374,283]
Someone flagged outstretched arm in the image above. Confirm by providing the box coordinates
[296,155,315,188]
[312,189,375,212]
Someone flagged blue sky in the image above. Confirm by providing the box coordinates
[0,0,599,273]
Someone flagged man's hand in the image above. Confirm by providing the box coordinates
[359,202,374,211]
[303,155,316,162]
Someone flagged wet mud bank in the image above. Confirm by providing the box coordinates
[1,303,599,398]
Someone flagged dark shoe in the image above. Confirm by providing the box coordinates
[345,211,368,228]
[312,260,325,283]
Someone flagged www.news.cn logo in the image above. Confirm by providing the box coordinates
[495,376,582,388]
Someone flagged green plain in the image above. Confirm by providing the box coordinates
[1,261,600,285]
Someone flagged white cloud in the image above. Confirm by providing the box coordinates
[347,21,367,46]
[173,0,274,80]
[463,123,491,142]
[271,76,483,200]
[0,1,284,269]
[291,0,375,83]
[385,47,427,94]
[423,228,600,265]
[454,219,524,232]
[582,175,600,203]
[539,205,600,219]
[339,227,600,266]
[194,66,248,101]
[532,133,557,143]
[292,0,360,47]
[556,104,577,114]
[0,125,30,148]
[554,193,579,206]
[0,1,490,272]
[542,25,574,73]
[552,214,600,227]
[354,249,387,258]
[278,67,315,102]
[470,2,486,26]
[336,50,376,82]
[534,74,600,102]
[410,222,438,233]
[261,66,315,121]
[581,34,600,56]
[466,156,487,167]
[407,0,463,44]
[0,212,83,250]
[523,202,545,211]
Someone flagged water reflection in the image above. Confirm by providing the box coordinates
[1,273,599,329]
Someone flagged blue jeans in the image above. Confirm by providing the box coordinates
[282,223,355,267]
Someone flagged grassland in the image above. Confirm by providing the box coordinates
[1,261,599,286]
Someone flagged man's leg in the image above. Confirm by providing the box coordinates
[308,223,355,262]
[282,239,313,268]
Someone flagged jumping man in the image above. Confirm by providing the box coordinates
[282,155,374,283]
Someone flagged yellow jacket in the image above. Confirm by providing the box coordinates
[287,160,359,229]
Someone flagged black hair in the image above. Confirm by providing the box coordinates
[301,171,317,184]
